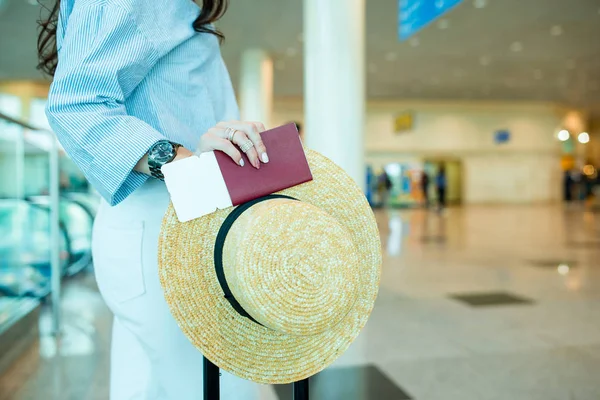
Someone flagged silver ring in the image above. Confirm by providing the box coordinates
[225,127,238,142]
[240,140,254,153]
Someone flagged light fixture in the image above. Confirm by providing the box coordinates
[409,37,420,47]
[578,132,590,144]
[558,129,570,141]
[480,55,491,66]
[558,264,570,276]
[510,42,523,52]
[437,19,450,29]
[385,163,402,176]
[285,47,298,57]
[583,164,596,177]
[385,52,398,61]
[550,25,563,36]
[473,0,487,8]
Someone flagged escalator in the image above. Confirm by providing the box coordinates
[63,192,100,216]
[0,108,99,374]
[27,194,97,277]
[0,199,60,373]
[0,193,99,298]
[0,199,67,298]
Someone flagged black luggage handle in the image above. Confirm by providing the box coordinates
[203,356,309,400]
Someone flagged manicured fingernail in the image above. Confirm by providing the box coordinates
[239,159,245,167]
[262,153,269,163]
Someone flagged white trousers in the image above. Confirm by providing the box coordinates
[92,180,265,399]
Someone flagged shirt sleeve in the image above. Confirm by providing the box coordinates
[46,2,166,206]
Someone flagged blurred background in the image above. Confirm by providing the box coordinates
[0,0,599,399]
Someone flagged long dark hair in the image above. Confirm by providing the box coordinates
[37,0,228,77]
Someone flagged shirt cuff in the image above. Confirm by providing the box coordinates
[88,128,165,206]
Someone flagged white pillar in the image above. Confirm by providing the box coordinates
[304,0,366,189]
[239,49,273,127]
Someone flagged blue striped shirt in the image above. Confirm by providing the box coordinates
[46,0,239,206]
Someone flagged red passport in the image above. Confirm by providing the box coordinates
[214,123,313,206]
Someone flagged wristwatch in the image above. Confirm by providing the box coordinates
[148,140,181,180]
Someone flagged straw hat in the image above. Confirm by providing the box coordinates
[158,150,381,384]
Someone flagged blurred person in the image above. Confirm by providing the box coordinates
[365,165,375,206]
[436,166,447,212]
[421,171,430,208]
[38,0,268,398]
[564,170,573,202]
[571,168,584,202]
[593,168,600,204]
[583,166,595,200]
[378,171,392,208]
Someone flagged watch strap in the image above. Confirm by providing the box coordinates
[148,142,181,181]
[150,164,165,180]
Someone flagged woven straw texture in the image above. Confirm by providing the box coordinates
[158,150,381,384]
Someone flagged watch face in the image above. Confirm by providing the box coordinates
[151,141,174,163]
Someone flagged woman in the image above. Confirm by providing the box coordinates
[436,166,447,212]
[38,0,267,398]
[420,171,430,208]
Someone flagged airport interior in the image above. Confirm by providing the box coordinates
[1,0,600,399]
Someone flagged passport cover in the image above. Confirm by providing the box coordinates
[214,123,313,205]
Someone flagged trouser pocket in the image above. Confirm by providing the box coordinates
[92,223,146,304]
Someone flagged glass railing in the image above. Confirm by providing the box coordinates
[27,194,98,276]
[0,192,99,298]
[0,199,67,297]
[0,98,98,341]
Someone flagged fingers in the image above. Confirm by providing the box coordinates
[204,133,244,166]
[251,121,266,133]
[220,121,269,164]
[231,130,261,169]
[209,126,260,169]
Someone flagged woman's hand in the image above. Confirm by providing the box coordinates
[197,121,268,169]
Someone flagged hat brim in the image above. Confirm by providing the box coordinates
[158,150,381,384]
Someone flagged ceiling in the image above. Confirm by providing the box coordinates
[1,0,600,112]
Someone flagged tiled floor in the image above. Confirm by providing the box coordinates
[1,205,600,400]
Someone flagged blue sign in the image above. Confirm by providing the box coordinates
[399,0,464,40]
[495,130,511,144]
